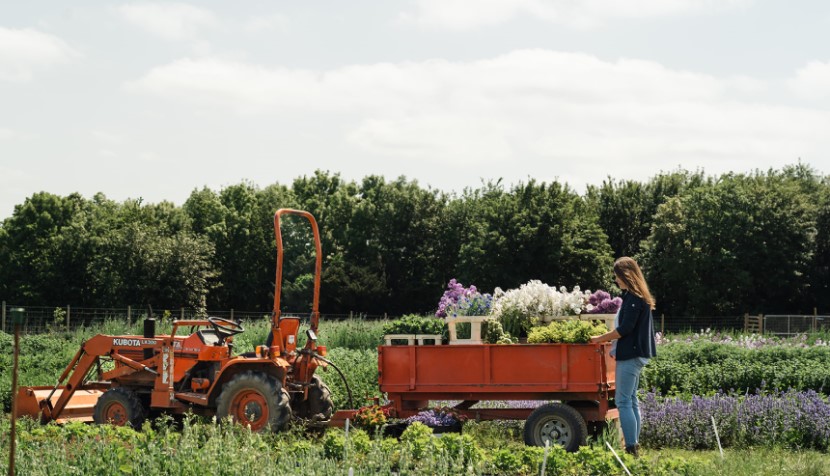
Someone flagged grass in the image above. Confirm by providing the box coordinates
[2,415,829,475]
[4,319,830,474]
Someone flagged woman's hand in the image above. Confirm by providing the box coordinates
[591,329,621,344]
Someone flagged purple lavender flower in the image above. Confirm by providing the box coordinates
[640,389,830,450]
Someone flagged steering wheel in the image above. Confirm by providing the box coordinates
[207,316,245,339]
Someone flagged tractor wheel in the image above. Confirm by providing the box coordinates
[93,387,147,429]
[523,403,588,452]
[216,371,291,432]
[291,375,334,422]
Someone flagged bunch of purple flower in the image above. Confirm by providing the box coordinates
[585,289,622,314]
[436,279,492,318]
[640,389,830,450]
[404,407,467,427]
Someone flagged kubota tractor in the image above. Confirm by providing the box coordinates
[16,209,335,432]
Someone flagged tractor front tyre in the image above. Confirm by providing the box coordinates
[292,375,334,422]
[216,371,291,432]
[523,403,588,452]
[93,387,147,429]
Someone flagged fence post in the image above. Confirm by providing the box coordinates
[661,314,665,335]
[231,308,234,320]
[127,305,132,327]
[1,300,5,333]
[760,314,765,334]
[66,305,71,331]
[743,313,748,333]
[814,307,818,333]
[349,311,353,319]
[181,307,185,320]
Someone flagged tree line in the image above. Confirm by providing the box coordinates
[0,164,827,317]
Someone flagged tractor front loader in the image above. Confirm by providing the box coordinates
[16,209,335,432]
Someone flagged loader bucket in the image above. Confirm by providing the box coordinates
[15,386,104,423]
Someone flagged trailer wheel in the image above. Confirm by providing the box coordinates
[291,375,334,422]
[523,403,587,452]
[93,387,147,429]
[216,371,291,432]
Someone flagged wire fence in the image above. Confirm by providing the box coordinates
[0,302,389,334]
[1,301,828,336]
[761,314,830,336]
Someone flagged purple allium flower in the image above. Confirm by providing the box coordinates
[436,279,491,318]
[585,289,622,314]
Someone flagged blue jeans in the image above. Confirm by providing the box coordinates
[616,358,646,447]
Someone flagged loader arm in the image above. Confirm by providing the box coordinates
[40,334,115,422]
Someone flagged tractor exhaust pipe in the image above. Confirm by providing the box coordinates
[144,318,156,360]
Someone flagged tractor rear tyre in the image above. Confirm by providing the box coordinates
[291,375,334,422]
[93,387,147,429]
[216,371,291,432]
[523,403,588,452]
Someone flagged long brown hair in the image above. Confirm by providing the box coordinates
[614,257,656,310]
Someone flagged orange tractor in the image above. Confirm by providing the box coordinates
[16,209,336,431]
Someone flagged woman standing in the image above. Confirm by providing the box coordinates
[590,257,656,456]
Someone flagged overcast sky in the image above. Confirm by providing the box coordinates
[1,1,829,219]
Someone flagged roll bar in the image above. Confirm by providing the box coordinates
[272,209,322,334]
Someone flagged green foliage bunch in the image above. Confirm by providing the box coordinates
[642,341,830,395]
[322,427,371,459]
[381,314,447,338]
[322,348,382,410]
[527,320,608,344]
[482,319,517,344]
[399,421,434,459]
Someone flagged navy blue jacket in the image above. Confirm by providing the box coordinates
[614,290,657,361]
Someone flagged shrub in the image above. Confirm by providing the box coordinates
[400,422,434,459]
[527,320,608,344]
[381,314,446,339]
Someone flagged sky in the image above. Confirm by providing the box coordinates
[1,0,829,219]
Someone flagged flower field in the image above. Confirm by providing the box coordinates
[2,318,830,475]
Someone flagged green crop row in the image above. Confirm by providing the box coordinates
[642,341,830,395]
[0,415,765,476]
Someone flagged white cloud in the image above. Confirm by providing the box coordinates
[124,50,830,172]
[138,151,162,162]
[91,129,124,145]
[400,0,752,30]
[0,27,79,81]
[0,127,15,140]
[788,60,830,100]
[117,2,219,41]
[243,14,289,33]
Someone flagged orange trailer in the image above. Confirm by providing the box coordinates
[377,341,617,451]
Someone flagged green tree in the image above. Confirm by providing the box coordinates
[454,180,614,295]
[183,182,297,311]
[587,170,706,258]
[641,170,818,315]
[0,192,93,304]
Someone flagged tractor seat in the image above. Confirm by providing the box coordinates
[197,329,221,346]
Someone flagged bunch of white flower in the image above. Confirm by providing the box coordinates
[491,280,591,334]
